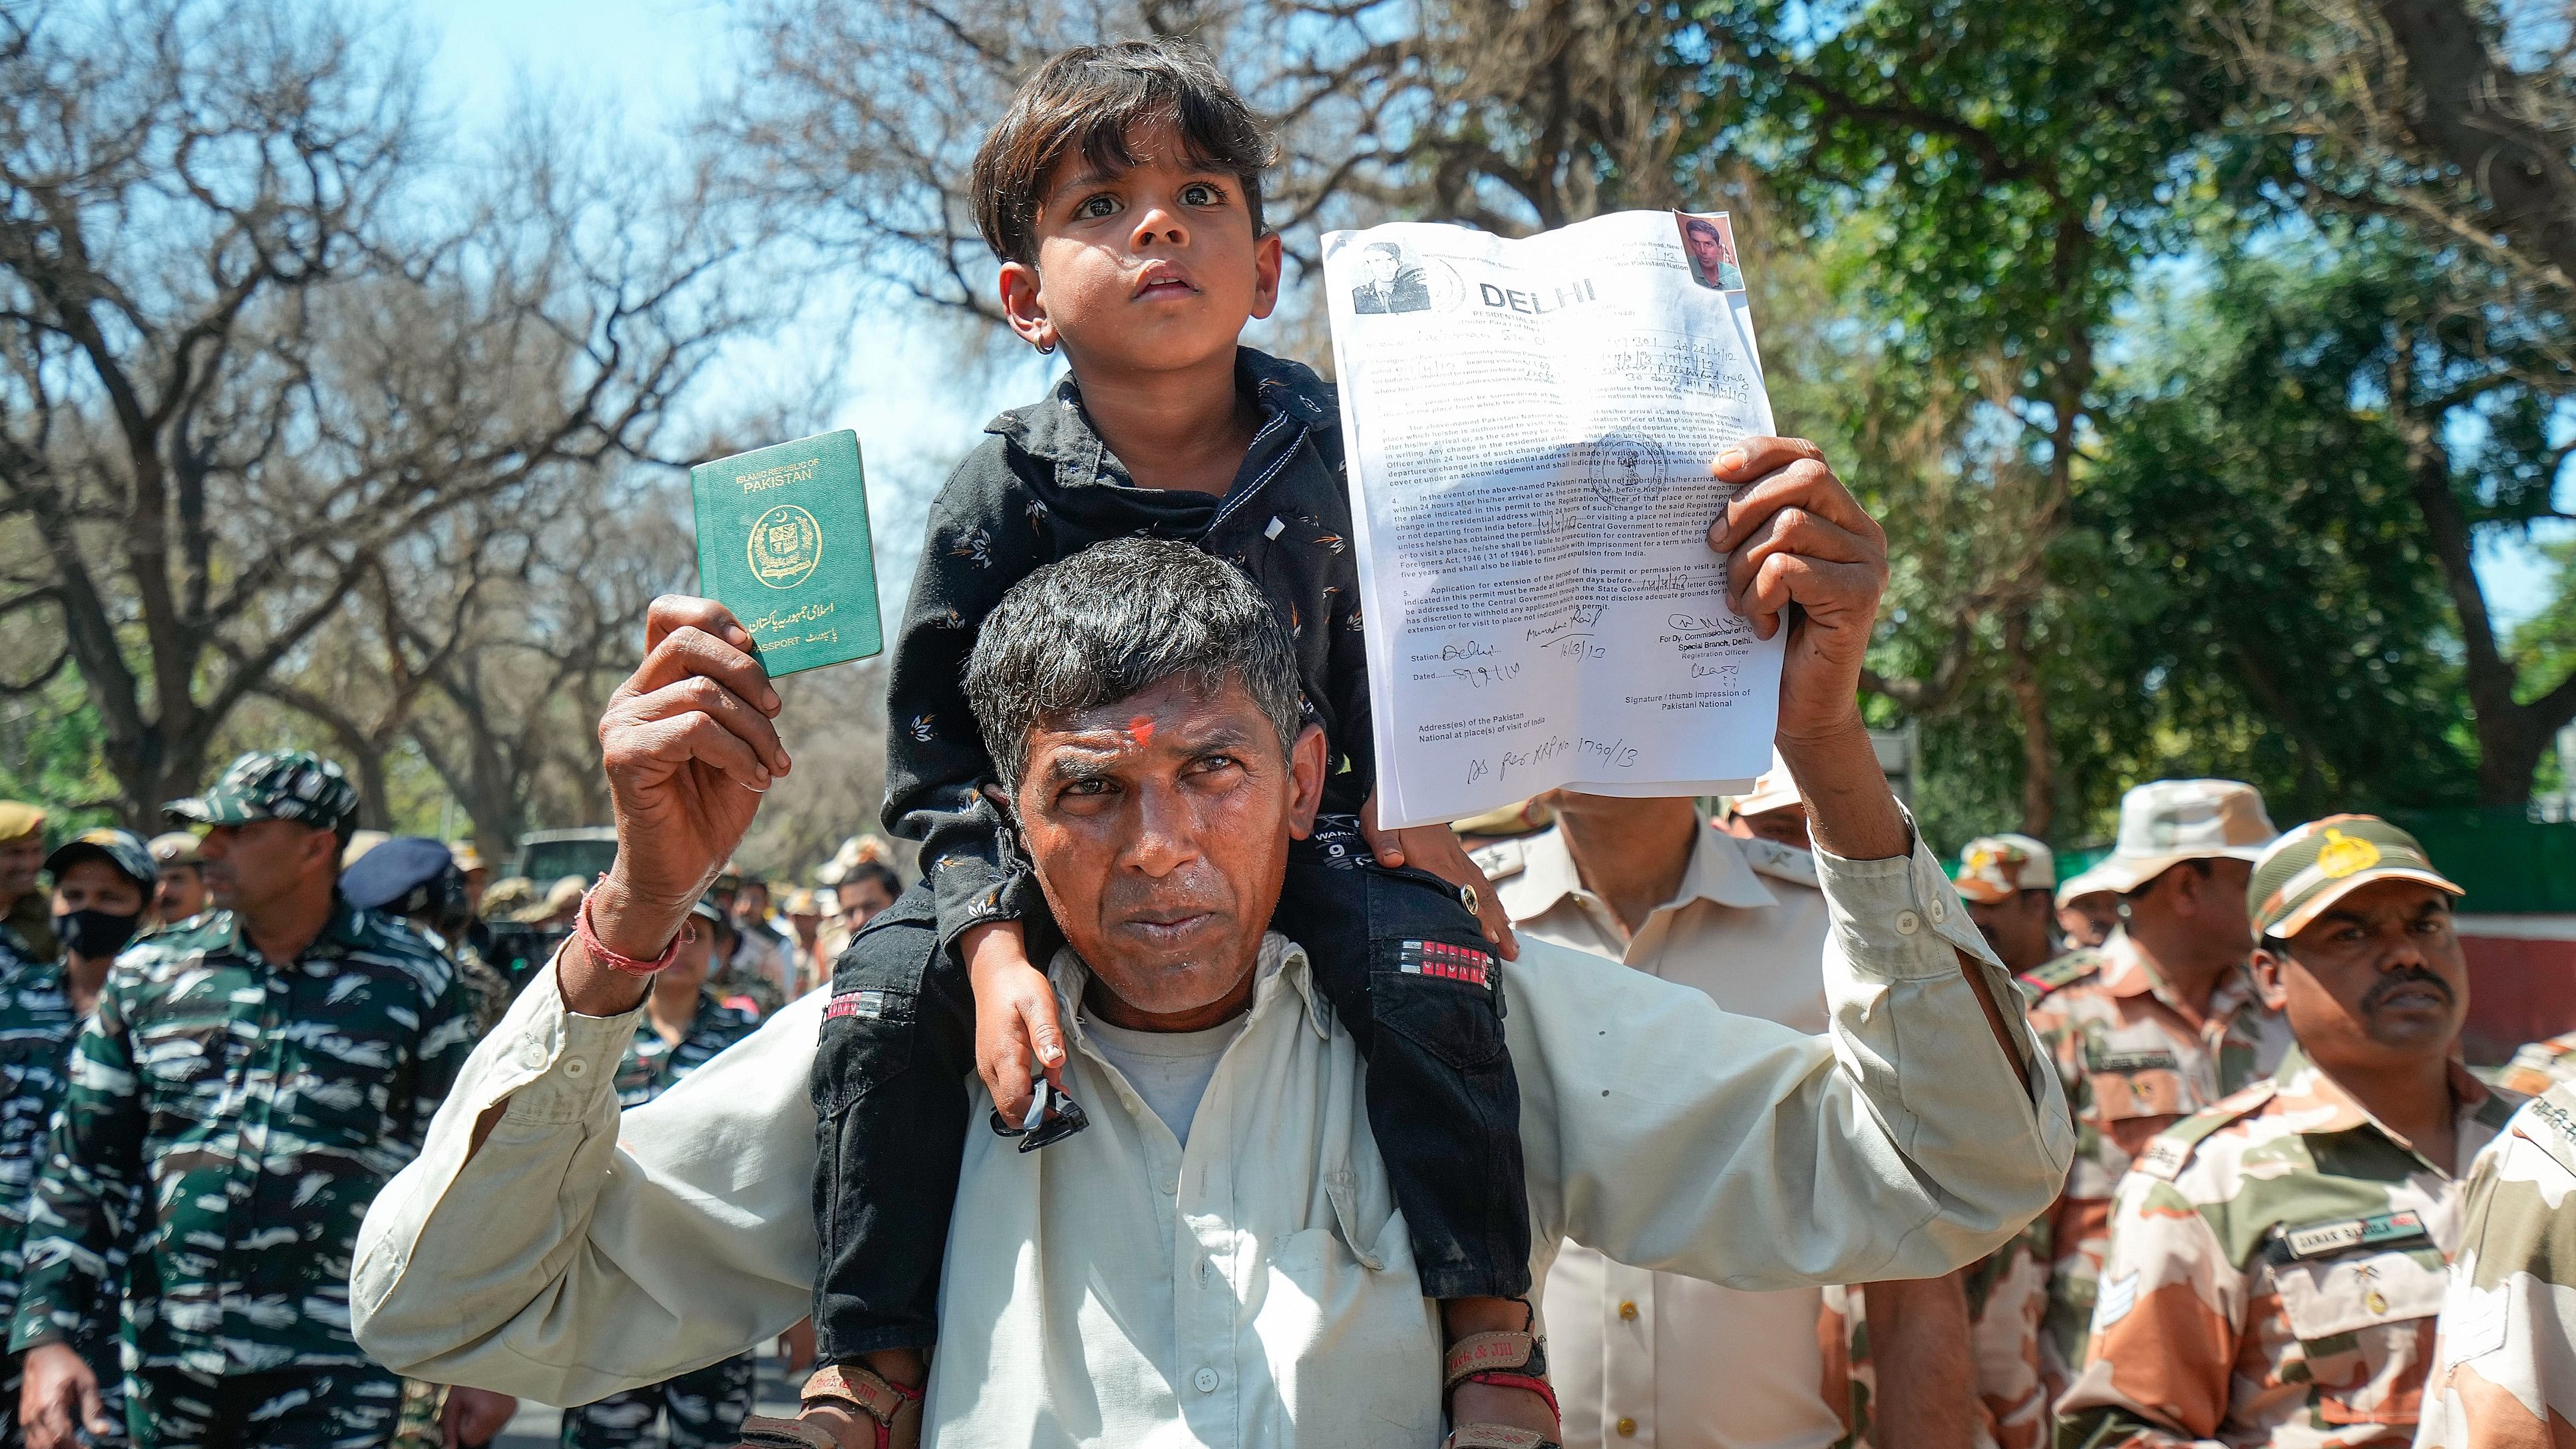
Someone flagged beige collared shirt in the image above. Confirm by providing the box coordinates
[352,835,2073,1448]
[1499,821,1842,1449]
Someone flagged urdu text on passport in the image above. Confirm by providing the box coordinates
[690,429,884,676]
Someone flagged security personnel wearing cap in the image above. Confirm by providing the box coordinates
[9,751,477,1449]
[343,835,514,1039]
[1953,833,2060,974]
[145,832,208,931]
[1999,779,2295,1402]
[1,828,154,1448]
[0,803,52,980]
[558,893,758,1449]
[2058,815,2519,1446]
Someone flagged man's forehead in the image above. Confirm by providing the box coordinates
[2306,879,2452,931]
[1027,677,1266,755]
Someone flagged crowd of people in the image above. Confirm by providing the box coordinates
[0,771,914,1449]
[7,31,2576,1449]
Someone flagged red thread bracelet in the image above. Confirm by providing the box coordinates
[576,877,682,977]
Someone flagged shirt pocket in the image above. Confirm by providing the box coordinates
[281,978,413,1147]
[2082,1044,2191,1159]
[2271,1234,2446,1425]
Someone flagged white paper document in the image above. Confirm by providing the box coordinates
[1325,210,1785,828]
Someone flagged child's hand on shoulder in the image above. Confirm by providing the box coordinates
[964,920,1066,1123]
[1361,793,1520,960]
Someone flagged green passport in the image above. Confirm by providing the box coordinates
[690,429,884,677]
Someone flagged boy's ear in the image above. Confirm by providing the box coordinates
[1249,232,1284,322]
[1000,260,1052,351]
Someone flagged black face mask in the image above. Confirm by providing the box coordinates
[53,908,141,962]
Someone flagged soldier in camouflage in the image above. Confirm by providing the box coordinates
[1,828,156,1448]
[2057,813,2519,1447]
[558,894,760,1449]
[2005,780,2289,1404]
[9,751,478,1449]
[0,803,53,982]
[2415,1077,2576,1445]
[2493,1030,2576,1097]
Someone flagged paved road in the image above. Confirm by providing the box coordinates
[488,1341,801,1448]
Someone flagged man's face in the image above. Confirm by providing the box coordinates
[154,863,206,923]
[1686,224,1726,275]
[737,883,769,921]
[1966,889,2056,971]
[1011,674,1325,1028]
[2257,880,2467,1072]
[1009,124,1283,383]
[666,916,717,994]
[2057,893,2116,948]
[53,859,145,920]
[1365,249,1400,285]
[198,818,333,915]
[0,837,40,901]
[462,868,489,915]
[838,877,896,928]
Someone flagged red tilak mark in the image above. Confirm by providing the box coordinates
[1127,716,1155,745]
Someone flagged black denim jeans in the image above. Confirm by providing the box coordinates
[807,820,1531,1358]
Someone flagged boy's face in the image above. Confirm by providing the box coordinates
[1000,124,1282,381]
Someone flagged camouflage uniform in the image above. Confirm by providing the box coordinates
[2493,1030,2576,1097]
[2016,933,2294,1395]
[0,959,134,1446]
[9,749,478,1449]
[2054,1050,2521,1447]
[558,990,759,1448]
[2416,1079,2576,1446]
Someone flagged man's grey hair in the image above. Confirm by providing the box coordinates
[964,537,1306,789]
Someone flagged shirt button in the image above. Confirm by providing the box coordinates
[1193,1367,1219,1393]
[1158,1177,1178,1195]
[1617,1417,1638,1437]
[1618,1301,1638,1321]
[1895,910,1921,936]
[1930,898,1948,923]
[564,1058,588,1079]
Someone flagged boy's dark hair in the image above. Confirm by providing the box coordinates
[970,39,1275,269]
[964,537,1304,790]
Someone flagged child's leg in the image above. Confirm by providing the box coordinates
[1277,817,1532,1299]
[807,879,977,1362]
[1276,819,1556,1443]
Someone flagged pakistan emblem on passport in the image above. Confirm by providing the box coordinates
[749,505,823,588]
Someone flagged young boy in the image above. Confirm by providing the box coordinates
[755,40,1559,1449]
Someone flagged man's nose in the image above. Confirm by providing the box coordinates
[1123,780,1202,878]
[2377,925,2431,973]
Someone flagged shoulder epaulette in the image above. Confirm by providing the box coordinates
[1468,837,1528,883]
[2016,946,2108,999]
[2131,1080,2278,1181]
[1740,836,1819,889]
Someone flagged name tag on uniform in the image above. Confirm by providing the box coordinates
[2274,1209,2429,1262]
[2086,1047,2181,1074]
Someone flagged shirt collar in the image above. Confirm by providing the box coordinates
[984,347,1334,497]
[1048,930,1326,1047]
[2266,1043,2500,1167]
[1499,817,1779,925]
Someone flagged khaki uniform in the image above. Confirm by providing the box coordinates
[2416,1079,2576,1446]
[1480,821,1841,1449]
[2055,1052,2520,1447]
[2493,1030,2576,1097]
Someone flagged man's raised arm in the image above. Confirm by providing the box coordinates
[351,597,816,1401]
[1513,438,2071,1291]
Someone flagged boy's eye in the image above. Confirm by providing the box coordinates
[1075,194,1121,220]
[1180,181,1224,207]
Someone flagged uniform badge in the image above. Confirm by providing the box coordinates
[2133,1139,2191,1181]
[2275,1209,2428,1262]
[824,988,886,1021]
[1398,940,1492,987]
[2316,827,2380,879]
